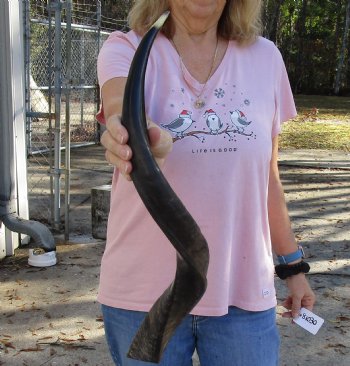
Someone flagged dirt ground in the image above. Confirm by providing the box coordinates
[0,145,349,365]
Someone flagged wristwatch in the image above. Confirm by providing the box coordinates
[277,245,305,264]
[275,261,310,280]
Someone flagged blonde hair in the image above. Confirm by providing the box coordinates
[128,0,262,44]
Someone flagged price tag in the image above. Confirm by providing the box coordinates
[293,307,324,335]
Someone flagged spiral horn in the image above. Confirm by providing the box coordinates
[121,11,209,363]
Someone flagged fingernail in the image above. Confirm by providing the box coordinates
[118,134,125,144]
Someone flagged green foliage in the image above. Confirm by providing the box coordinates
[29,0,350,95]
[271,0,350,95]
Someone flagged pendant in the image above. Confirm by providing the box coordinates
[194,99,205,109]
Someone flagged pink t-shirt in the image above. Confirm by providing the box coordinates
[96,30,297,316]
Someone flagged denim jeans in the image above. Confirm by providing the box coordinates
[101,305,280,366]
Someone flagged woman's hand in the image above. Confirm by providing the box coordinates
[282,273,316,319]
[101,114,173,180]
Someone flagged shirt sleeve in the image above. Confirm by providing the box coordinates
[271,49,297,137]
[96,31,139,124]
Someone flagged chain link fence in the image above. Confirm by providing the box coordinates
[25,0,130,234]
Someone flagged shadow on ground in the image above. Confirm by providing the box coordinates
[1,145,349,365]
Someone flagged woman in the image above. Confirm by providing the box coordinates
[97,1,316,365]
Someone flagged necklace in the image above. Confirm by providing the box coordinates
[171,37,219,109]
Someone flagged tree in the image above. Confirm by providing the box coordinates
[334,0,350,94]
[29,0,350,94]
[263,0,286,44]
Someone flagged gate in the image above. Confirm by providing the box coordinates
[24,0,128,238]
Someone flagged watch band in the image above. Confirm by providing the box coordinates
[275,261,310,280]
[277,245,305,264]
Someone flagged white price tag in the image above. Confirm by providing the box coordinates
[293,307,324,335]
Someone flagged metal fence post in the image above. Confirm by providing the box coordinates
[23,0,32,155]
[96,0,102,142]
[48,2,55,226]
[64,0,72,240]
[51,0,63,231]
[80,31,85,126]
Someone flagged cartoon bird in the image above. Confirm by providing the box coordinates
[161,110,194,138]
[229,109,252,133]
[203,109,223,134]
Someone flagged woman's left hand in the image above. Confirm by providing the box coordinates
[282,273,316,319]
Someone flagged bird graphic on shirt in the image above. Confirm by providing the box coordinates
[203,109,223,134]
[229,109,252,133]
[161,110,194,138]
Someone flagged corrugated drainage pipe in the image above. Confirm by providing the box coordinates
[0,212,56,253]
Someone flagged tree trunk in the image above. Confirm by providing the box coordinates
[263,0,285,43]
[334,0,350,95]
[269,0,285,44]
[262,0,270,37]
[294,0,308,94]
[329,0,344,89]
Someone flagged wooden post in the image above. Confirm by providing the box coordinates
[91,185,111,240]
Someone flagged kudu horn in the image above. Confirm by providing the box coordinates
[121,11,209,363]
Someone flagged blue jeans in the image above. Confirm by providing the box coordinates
[102,305,280,366]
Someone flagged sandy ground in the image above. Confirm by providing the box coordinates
[1,145,349,365]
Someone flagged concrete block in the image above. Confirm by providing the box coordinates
[91,184,111,239]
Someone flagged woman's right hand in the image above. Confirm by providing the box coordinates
[101,114,173,181]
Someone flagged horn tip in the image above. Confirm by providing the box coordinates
[153,10,170,29]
